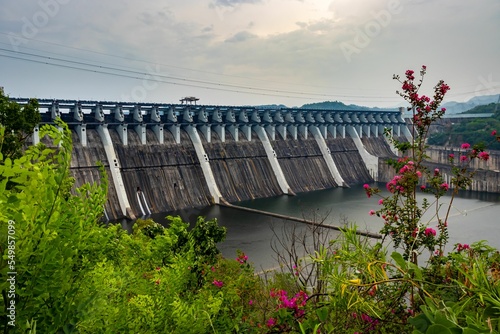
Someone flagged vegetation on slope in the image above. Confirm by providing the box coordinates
[428,105,500,150]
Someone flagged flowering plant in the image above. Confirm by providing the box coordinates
[364,66,492,264]
[264,289,309,331]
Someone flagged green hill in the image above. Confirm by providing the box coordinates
[460,102,499,115]
[300,100,393,111]
[428,110,500,149]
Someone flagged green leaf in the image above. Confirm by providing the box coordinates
[421,306,435,323]
[434,310,457,328]
[391,251,407,269]
[409,314,430,332]
[427,324,453,334]
[449,329,463,334]
[483,305,500,318]
[462,329,480,334]
[316,307,328,322]
[408,262,423,280]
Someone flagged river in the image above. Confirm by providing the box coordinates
[147,185,500,270]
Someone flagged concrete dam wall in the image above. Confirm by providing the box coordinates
[19,98,410,220]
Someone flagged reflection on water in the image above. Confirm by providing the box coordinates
[133,185,500,270]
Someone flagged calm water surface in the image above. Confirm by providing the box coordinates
[149,185,500,270]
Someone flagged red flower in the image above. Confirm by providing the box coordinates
[478,151,490,161]
[424,228,436,236]
[266,318,276,328]
[212,280,224,288]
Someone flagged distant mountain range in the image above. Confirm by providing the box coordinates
[441,94,500,114]
[254,101,396,111]
[255,94,500,114]
[299,101,395,111]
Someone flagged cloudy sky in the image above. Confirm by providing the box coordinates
[0,0,499,108]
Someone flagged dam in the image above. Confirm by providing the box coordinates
[14,98,412,220]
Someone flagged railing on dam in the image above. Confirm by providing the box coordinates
[13,98,413,221]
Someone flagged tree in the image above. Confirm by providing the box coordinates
[0,88,40,160]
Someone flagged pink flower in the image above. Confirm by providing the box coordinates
[424,228,436,236]
[441,183,449,191]
[440,84,450,94]
[363,184,374,198]
[212,280,224,288]
[237,252,249,264]
[405,70,415,80]
[460,155,468,162]
[478,151,490,161]
[249,300,253,305]
[448,153,454,159]
[369,210,376,216]
[266,318,277,328]
[416,171,422,178]
[378,199,384,205]
[492,130,497,136]
[461,143,471,149]
[420,185,426,191]
[434,168,440,175]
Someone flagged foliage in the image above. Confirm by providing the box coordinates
[460,102,500,115]
[0,119,107,332]
[0,119,241,333]
[364,67,494,264]
[412,241,500,334]
[0,90,41,160]
[428,103,500,149]
[359,67,499,331]
[268,67,500,333]
[270,216,338,296]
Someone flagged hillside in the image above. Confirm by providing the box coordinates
[299,100,395,111]
[428,108,500,150]
[441,94,500,114]
[255,94,500,114]
[460,102,499,114]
